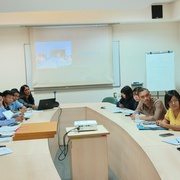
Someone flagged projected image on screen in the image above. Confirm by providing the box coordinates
[30,26,113,88]
[35,41,72,69]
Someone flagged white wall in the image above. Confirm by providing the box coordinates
[0,22,179,104]
[113,22,179,88]
[0,27,29,90]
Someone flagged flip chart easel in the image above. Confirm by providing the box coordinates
[146,51,175,98]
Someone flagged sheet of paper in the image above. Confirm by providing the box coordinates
[0,124,20,133]
[0,147,13,156]
[113,108,135,114]
[162,136,180,145]
[2,110,14,119]
[2,110,21,119]
[134,119,145,123]
[24,111,33,119]
[142,124,159,128]
[142,121,156,125]
[0,131,14,137]
[0,137,12,143]
[102,106,120,111]
[12,112,21,118]
[100,106,135,114]
[32,110,43,113]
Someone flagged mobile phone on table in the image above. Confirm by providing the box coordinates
[159,133,174,137]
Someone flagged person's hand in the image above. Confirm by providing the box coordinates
[27,108,33,111]
[131,113,135,120]
[32,105,38,110]
[20,106,27,115]
[119,104,124,108]
[15,115,24,122]
[156,120,167,128]
[156,120,160,125]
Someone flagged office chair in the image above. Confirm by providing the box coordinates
[102,97,118,105]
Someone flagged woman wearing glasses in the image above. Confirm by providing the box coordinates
[156,90,180,131]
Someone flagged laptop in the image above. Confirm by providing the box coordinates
[38,98,56,110]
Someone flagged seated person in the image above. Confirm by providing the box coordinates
[131,88,166,121]
[156,90,180,131]
[10,88,27,113]
[19,85,38,109]
[2,90,13,110]
[117,85,137,110]
[132,86,141,107]
[0,92,24,126]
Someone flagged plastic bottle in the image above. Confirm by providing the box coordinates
[135,112,139,120]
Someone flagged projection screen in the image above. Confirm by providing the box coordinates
[29,26,114,88]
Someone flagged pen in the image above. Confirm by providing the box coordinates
[0,145,6,148]
[176,138,180,143]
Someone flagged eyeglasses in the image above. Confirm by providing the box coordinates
[168,99,179,105]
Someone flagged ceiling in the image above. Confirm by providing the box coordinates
[154,0,175,2]
[0,0,177,13]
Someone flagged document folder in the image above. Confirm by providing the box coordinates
[136,124,167,130]
[13,122,57,141]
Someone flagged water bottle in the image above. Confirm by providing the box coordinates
[135,112,139,120]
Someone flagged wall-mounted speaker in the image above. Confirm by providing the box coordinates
[151,5,163,19]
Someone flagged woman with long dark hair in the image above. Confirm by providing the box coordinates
[19,85,37,109]
[117,85,137,110]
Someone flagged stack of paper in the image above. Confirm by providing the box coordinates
[0,124,20,142]
[0,124,20,132]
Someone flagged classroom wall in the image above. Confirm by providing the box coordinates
[0,27,29,90]
[0,21,179,104]
[0,2,179,26]
[113,22,179,89]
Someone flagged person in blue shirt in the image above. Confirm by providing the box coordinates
[2,90,13,110]
[117,85,137,110]
[0,92,24,126]
[10,88,27,113]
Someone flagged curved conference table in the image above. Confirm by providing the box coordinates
[1,102,180,180]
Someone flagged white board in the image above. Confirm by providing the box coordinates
[112,41,120,87]
[24,44,32,90]
[146,51,175,91]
